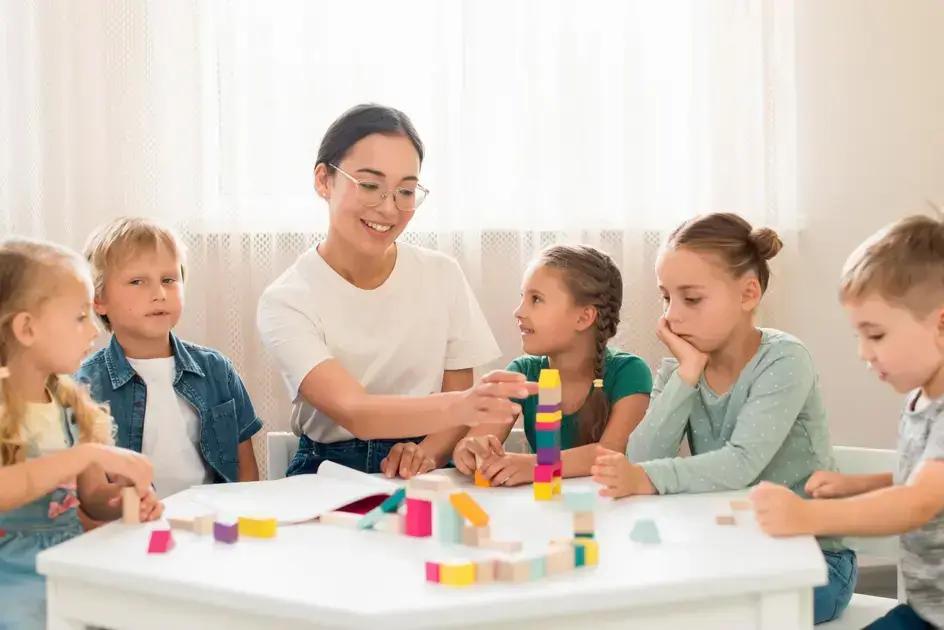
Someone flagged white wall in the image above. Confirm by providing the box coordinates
[772,0,944,448]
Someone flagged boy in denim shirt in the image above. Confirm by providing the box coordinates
[77,217,261,497]
[752,214,944,629]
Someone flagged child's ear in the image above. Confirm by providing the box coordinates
[741,276,762,312]
[10,312,36,347]
[93,295,108,317]
[575,305,598,332]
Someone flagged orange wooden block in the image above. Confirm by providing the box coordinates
[449,492,489,527]
[474,470,490,488]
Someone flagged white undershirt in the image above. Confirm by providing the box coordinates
[128,356,211,498]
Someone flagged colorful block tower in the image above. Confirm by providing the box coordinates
[534,368,563,500]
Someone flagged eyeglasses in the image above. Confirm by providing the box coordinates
[329,164,429,212]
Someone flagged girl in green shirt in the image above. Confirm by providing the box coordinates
[453,245,652,485]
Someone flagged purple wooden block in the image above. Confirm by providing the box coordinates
[537,404,562,413]
[214,521,239,544]
[537,446,561,465]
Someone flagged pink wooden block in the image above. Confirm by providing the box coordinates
[405,498,432,537]
[425,561,440,583]
[534,464,556,483]
[147,529,174,554]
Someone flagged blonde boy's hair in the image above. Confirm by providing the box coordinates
[0,238,114,465]
[83,217,187,331]
[840,213,944,316]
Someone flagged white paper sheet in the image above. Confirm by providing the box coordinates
[165,462,399,523]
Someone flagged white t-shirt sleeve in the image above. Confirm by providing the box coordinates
[443,258,501,371]
[257,284,332,399]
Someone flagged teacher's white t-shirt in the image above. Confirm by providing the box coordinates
[257,243,500,443]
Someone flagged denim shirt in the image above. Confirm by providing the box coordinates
[76,334,263,483]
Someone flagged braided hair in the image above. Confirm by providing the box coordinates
[537,245,622,444]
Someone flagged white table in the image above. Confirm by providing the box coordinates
[38,472,825,630]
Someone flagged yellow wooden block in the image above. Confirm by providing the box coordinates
[538,369,561,389]
[552,476,561,495]
[440,561,476,586]
[536,411,563,424]
[449,492,489,527]
[238,517,278,538]
[573,538,599,565]
[533,481,553,501]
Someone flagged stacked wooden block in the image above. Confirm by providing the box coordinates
[534,368,563,501]
[562,490,599,567]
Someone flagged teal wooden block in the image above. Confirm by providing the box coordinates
[535,429,561,450]
[563,491,596,512]
[573,543,586,567]
[381,487,406,513]
[530,556,546,580]
[357,506,386,530]
[436,500,463,544]
[629,518,661,544]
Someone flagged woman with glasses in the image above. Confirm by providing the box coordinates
[258,104,534,479]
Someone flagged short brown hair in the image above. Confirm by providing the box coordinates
[663,212,783,293]
[83,217,187,330]
[840,214,944,316]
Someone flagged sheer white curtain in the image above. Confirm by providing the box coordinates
[1,0,796,473]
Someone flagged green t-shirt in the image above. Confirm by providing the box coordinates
[508,348,653,451]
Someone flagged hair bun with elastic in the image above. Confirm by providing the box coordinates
[749,227,783,261]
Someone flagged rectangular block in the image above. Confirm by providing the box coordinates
[192,515,215,535]
[536,410,563,424]
[440,560,475,587]
[535,429,561,450]
[573,542,586,567]
[319,511,361,528]
[529,556,546,580]
[213,521,238,544]
[380,487,406,513]
[496,558,531,583]
[573,511,595,534]
[436,501,463,544]
[552,476,561,495]
[575,532,594,539]
[546,544,575,574]
[538,387,562,407]
[449,492,489,527]
[461,524,490,547]
[147,529,174,554]
[563,490,596,512]
[480,539,523,553]
[538,368,561,389]
[715,514,736,526]
[475,558,496,584]
[238,517,277,538]
[573,538,599,566]
[533,481,553,501]
[473,470,490,488]
[425,561,440,584]
[405,498,433,537]
[375,512,405,534]
[553,461,562,478]
[536,447,561,465]
[536,403,562,414]
[730,500,752,511]
[409,473,454,493]
[405,486,444,503]
[121,487,139,524]
[534,464,556,483]
[168,517,193,532]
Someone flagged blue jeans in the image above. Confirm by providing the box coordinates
[286,435,423,476]
[814,549,858,624]
[866,605,935,629]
